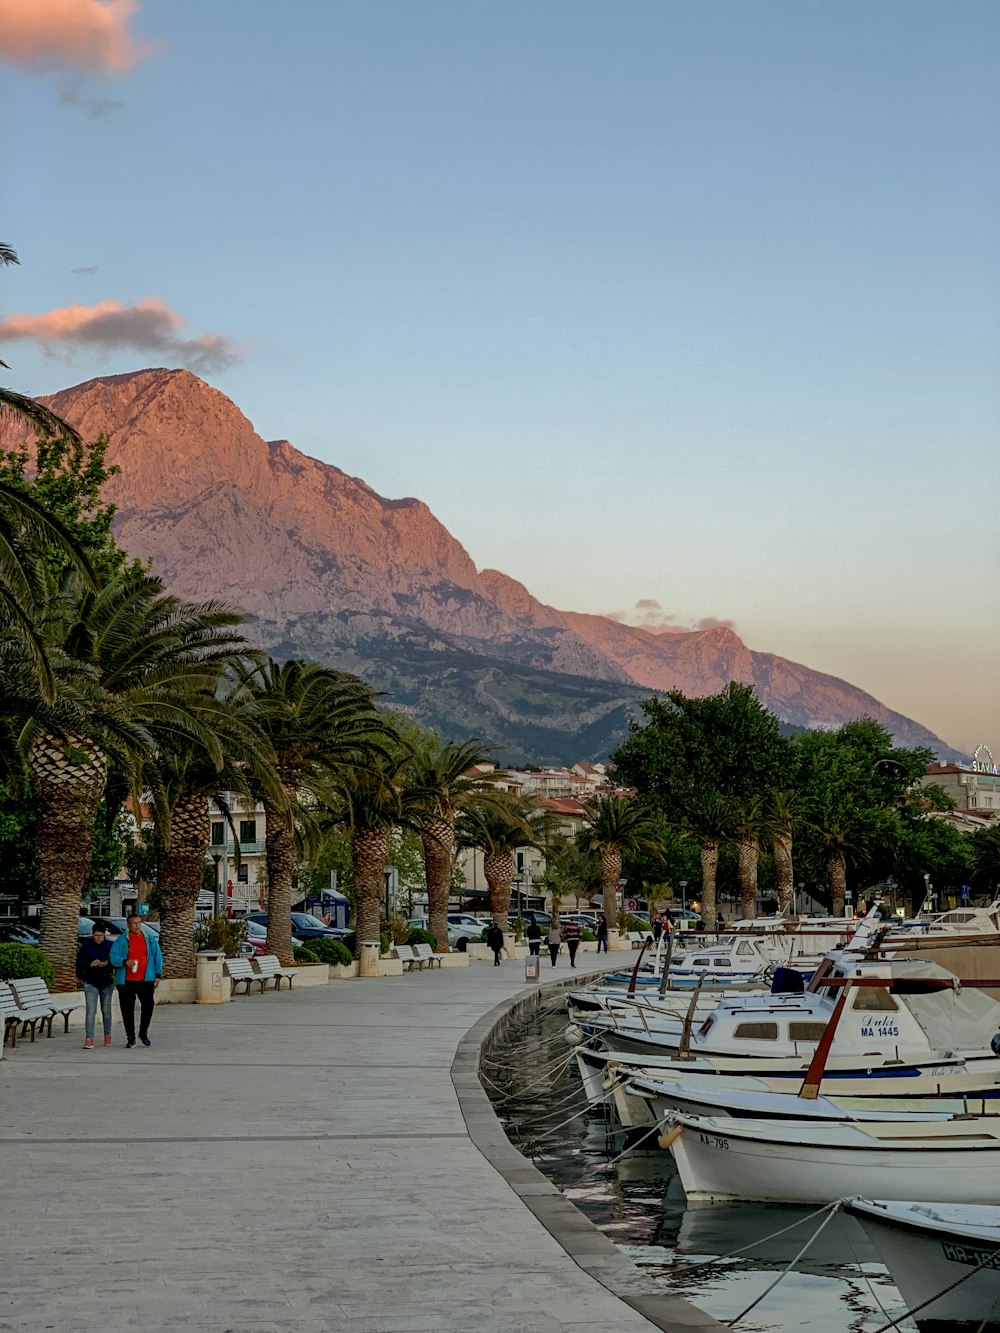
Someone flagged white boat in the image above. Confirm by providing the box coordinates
[665,1111,1000,1204]
[847,1200,1000,1330]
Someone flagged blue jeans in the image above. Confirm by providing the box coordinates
[84,983,114,1039]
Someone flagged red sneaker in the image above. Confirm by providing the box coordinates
[83,1038,94,1049]
[104,1035,112,1047]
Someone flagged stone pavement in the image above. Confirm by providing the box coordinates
[1,952,714,1333]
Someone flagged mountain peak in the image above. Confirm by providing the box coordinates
[3,371,960,763]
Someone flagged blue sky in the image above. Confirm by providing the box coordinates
[2,1,998,751]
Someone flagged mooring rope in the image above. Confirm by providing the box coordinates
[726,1200,845,1326]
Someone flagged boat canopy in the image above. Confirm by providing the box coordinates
[890,959,1000,1053]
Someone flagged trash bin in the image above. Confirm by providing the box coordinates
[525,953,540,983]
[195,950,228,1004]
[359,939,380,977]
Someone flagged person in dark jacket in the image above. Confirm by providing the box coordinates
[561,917,582,968]
[525,916,542,956]
[652,914,663,942]
[76,924,115,1049]
[595,913,609,954]
[486,922,505,966]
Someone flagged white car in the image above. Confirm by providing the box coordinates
[407,914,485,951]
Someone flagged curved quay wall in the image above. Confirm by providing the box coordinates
[450,976,725,1333]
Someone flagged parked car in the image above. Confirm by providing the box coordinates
[87,915,160,939]
[507,909,552,931]
[559,912,597,932]
[0,922,41,947]
[407,914,484,951]
[247,911,349,942]
[238,919,303,957]
[667,908,702,928]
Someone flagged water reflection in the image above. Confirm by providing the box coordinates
[485,1002,916,1332]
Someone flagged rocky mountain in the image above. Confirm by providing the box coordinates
[9,368,959,764]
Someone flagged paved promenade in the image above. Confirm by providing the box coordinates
[2,954,716,1333]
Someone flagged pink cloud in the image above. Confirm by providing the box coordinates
[695,617,737,632]
[0,0,156,75]
[0,297,241,374]
[605,600,738,636]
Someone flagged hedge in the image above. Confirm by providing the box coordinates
[406,927,438,950]
[0,943,55,991]
[295,937,352,967]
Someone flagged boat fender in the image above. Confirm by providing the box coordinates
[658,1124,684,1151]
[991,1032,1000,1057]
[563,1023,584,1046]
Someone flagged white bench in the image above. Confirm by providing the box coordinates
[10,976,84,1032]
[0,980,54,1045]
[624,931,653,949]
[412,942,444,970]
[252,954,297,990]
[224,957,267,994]
[393,944,425,972]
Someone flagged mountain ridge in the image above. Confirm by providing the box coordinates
[7,367,961,764]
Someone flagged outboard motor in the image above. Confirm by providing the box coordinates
[770,966,806,995]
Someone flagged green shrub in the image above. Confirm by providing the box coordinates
[581,928,596,942]
[294,945,320,964]
[0,942,55,991]
[406,927,438,950]
[342,930,391,957]
[297,936,352,967]
[194,916,247,958]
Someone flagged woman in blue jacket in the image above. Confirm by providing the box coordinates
[109,915,163,1048]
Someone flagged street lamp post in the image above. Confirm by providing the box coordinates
[680,880,689,913]
[211,853,221,918]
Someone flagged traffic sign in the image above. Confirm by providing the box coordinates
[626,898,637,910]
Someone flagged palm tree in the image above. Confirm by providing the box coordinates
[577,794,662,924]
[150,697,281,980]
[457,794,549,927]
[763,789,805,916]
[334,750,419,959]
[732,795,763,920]
[1,244,82,442]
[674,792,739,931]
[233,658,392,965]
[809,800,853,917]
[12,570,247,987]
[406,736,498,954]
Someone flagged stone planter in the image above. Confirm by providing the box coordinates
[329,961,360,979]
[288,963,329,988]
[438,951,469,968]
[377,956,404,977]
[466,943,492,962]
[578,940,598,954]
[158,978,198,1005]
[607,929,626,951]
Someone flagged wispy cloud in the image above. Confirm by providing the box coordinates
[59,74,123,117]
[71,265,99,275]
[0,297,242,374]
[605,599,738,635]
[0,0,157,75]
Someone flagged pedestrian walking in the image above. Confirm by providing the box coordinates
[595,913,609,953]
[110,915,163,1048]
[652,914,663,943]
[561,917,582,968]
[525,915,542,956]
[546,924,561,967]
[486,921,505,966]
[76,923,115,1049]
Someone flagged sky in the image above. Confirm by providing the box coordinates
[1,0,998,754]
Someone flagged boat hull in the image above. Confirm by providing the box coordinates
[848,1201,1000,1330]
[668,1117,1000,1205]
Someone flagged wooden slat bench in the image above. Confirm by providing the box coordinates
[0,981,54,1045]
[392,944,425,972]
[412,943,444,970]
[224,957,267,995]
[252,955,297,990]
[10,976,84,1033]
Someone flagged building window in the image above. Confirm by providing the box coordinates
[210,822,225,846]
[239,820,257,844]
[237,864,249,884]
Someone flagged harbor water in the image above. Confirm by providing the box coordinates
[483,997,919,1333]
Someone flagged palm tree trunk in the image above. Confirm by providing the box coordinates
[484,850,515,926]
[264,780,296,966]
[828,849,847,917]
[600,846,622,923]
[353,826,389,954]
[30,731,107,990]
[157,793,210,980]
[421,816,453,954]
[736,836,759,919]
[699,840,719,931]
[773,831,794,917]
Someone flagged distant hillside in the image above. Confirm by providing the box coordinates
[5,367,962,764]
